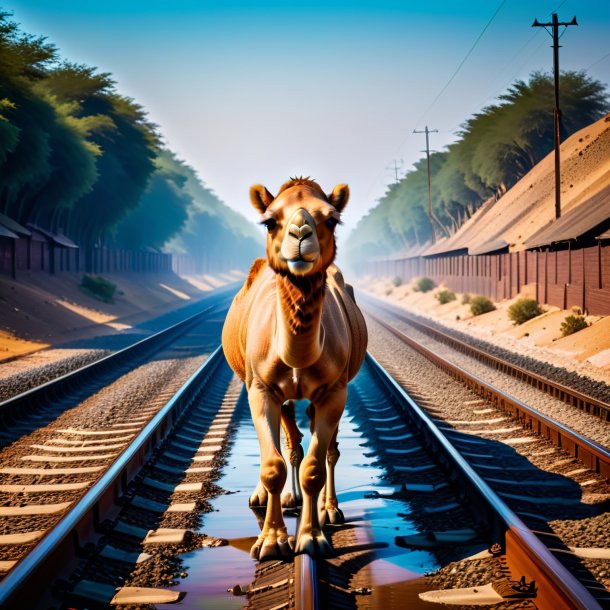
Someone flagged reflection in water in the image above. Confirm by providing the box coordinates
[159,388,439,609]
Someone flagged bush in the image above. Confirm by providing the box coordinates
[470,295,496,316]
[462,293,471,305]
[415,277,435,293]
[391,276,403,287]
[560,314,589,337]
[508,298,543,325]
[81,275,116,302]
[436,289,456,304]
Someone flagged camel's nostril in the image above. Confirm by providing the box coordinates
[289,223,313,240]
[300,225,313,239]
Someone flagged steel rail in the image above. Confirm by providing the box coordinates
[294,553,319,610]
[367,309,610,479]
[361,294,610,420]
[0,346,225,609]
[0,304,214,424]
[365,351,602,610]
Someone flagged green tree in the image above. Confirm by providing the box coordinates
[349,70,608,259]
[112,149,192,249]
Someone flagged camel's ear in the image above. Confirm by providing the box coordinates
[328,184,349,213]
[250,185,275,214]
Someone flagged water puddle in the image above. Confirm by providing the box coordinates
[160,384,439,608]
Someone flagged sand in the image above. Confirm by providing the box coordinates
[396,113,610,259]
[0,270,244,361]
[361,276,610,383]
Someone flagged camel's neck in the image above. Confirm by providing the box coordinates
[275,272,326,369]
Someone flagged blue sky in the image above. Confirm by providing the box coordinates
[4,1,610,235]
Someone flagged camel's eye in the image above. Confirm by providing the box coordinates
[261,218,277,232]
[326,217,339,230]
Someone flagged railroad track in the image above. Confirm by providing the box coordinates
[1,339,605,608]
[360,293,610,420]
[0,292,235,429]
[361,294,610,480]
[0,292,236,600]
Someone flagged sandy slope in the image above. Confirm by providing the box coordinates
[0,270,244,361]
[417,112,610,257]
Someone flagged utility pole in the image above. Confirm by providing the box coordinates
[413,126,439,243]
[387,159,403,183]
[532,13,577,219]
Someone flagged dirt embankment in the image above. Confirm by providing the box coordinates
[361,276,610,383]
[0,271,243,361]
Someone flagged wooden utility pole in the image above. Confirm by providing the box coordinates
[413,126,439,243]
[532,13,577,219]
[387,159,403,183]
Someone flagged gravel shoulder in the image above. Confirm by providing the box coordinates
[365,316,610,597]
[365,304,610,447]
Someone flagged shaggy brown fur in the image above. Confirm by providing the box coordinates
[277,272,326,335]
[277,176,328,199]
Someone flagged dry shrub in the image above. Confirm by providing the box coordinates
[470,295,496,316]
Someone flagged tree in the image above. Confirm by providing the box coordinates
[349,70,608,258]
[112,149,192,249]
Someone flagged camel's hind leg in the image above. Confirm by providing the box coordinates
[281,400,304,508]
[250,400,303,508]
[248,385,293,560]
[323,428,344,524]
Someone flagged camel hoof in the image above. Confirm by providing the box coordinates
[295,529,333,558]
[326,507,345,525]
[249,485,268,507]
[281,491,296,508]
[251,536,294,561]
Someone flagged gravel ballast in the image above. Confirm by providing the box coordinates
[366,315,610,598]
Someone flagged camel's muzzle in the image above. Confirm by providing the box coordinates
[281,208,320,275]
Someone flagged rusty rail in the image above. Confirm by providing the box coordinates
[294,553,319,610]
[0,347,225,609]
[0,304,215,425]
[367,351,602,610]
[366,308,610,479]
[361,294,610,420]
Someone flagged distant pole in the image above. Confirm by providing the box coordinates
[387,159,403,183]
[532,13,577,219]
[413,126,439,243]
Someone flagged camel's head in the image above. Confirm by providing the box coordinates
[250,178,349,278]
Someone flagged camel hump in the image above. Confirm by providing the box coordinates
[244,258,267,290]
[327,264,345,288]
[327,265,355,302]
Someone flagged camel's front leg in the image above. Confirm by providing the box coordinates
[248,384,293,560]
[296,386,346,557]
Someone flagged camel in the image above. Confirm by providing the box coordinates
[222,177,367,560]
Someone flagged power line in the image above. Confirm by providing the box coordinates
[587,51,610,70]
[361,0,571,212]
[448,36,549,135]
[361,2,507,207]
[413,0,507,128]
[447,0,573,134]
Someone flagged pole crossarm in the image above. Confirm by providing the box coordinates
[386,159,404,183]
